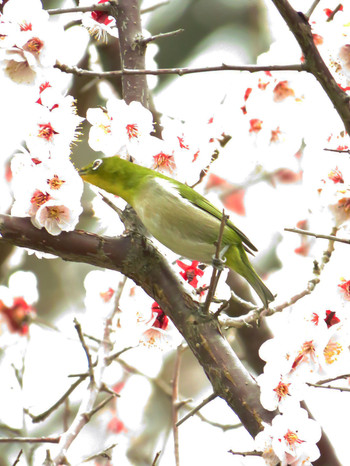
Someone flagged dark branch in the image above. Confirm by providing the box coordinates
[271,0,350,134]
[0,214,275,436]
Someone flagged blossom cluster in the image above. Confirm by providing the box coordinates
[0,0,84,236]
[255,270,350,465]
[86,97,225,185]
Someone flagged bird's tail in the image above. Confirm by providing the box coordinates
[225,245,274,308]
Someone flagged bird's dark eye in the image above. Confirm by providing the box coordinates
[92,159,102,170]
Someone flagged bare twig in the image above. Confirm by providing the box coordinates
[48,0,170,16]
[316,373,350,385]
[25,375,87,423]
[152,450,162,466]
[82,443,117,462]
[284,227,349,245]
[176,393,217,427]
[0,437,60,444]
[105,345,135,365]
[203,211,229,314]
[74,319,95,384]
[307,382,350,393]
[305,0,321,19]
[54,277,126,464]
[141,1,169,14]
[99,192,123,218]
[323,147,350,154]
[140,29,184,46]
[11,449,23,466]
[327,4,343,22]
[88,394,115,418]
[228,449,262,457]
[47,2,114,15]
[172,345,185,466]
[55,61,305,78]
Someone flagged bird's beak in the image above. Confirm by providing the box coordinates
[77,166,89,177]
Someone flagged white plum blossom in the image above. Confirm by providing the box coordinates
[79,0,119,41]
[109,99,154,152]
[86,106,116,156]
[31,199,82,236]
[0,0,63,84]
[257,371,307,413]
[25,98,83,160]
[255,409,322,466]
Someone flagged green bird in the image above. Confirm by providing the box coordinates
[78,156,274,308]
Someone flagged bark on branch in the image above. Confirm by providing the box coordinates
[271,0,350,133]
[0,214,275,436]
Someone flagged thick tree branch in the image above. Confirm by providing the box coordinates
[271,0,350,134]
[0,214,275,436]
[115,0,149,106]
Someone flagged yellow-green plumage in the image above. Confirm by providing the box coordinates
[79,156,274,307]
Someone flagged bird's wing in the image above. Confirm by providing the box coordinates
[176,183,258,252]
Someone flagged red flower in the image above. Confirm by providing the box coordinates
[244,87,252,101]
[151,302,169,330]
[176,260,204,288]
[273,81,295,102]
[249,118,263,133]
[91,0,114,25]
[328,167,344,184]
[0,297,34,335]
[107,415,127,434]
[153,152,176,173]
[324,310,340,328]
[338,279,350,299]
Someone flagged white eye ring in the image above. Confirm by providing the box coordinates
[92,159,102,170]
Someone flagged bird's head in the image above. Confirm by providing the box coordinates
[78,156,145,201]
[78,157,122,194]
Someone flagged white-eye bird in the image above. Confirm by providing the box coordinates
[78,156,274,307]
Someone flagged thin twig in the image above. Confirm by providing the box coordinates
[74,318,95,384]
[307,382,350,393]
[82,443,117,462]
[220,225,338,328]
[152,451,162,466]
[172,345,185,466]
[54,277,127,464]
[25,375,87,423]
[327,3,343,22]
[99,192,123,218]
[284,227,350,245]
[47,2,114,15]
[324,147,350,154]
[316,373,350,385]
[141,1,169,14]
[140,28,184,46]
[87,395,115,418]
[0,437,60,444]
[203,211,229,314]
[105,345,135,365]
[11,449,23,466]
[228,449,262,457]
[55,61,305,78]
[194,412,241,431]
[48,0,170,16]
[305,0,321,19]
[176,393,217,427]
